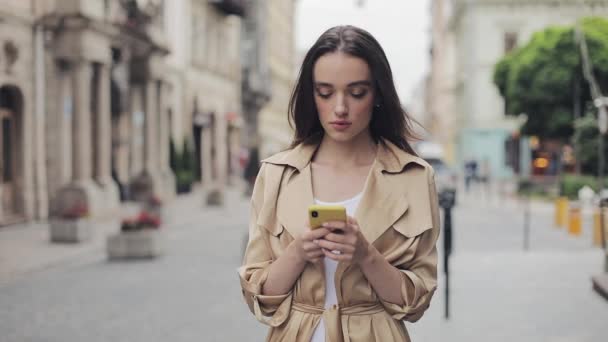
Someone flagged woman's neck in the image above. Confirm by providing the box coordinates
[314,131,377,168]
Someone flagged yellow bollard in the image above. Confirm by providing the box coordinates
[568,205,582,236]
[555,197,569,227]
[594,209,602,247]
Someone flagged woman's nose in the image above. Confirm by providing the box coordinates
[334,94,348,116]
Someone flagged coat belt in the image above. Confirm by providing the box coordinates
[292,302,384,342]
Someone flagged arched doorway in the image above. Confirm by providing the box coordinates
[0,85,24,225]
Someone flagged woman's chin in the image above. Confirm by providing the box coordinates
[324,131,355,143]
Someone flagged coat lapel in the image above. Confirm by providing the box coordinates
[276,164,315,239]
[261,139,424,245]
[354,160,410,245]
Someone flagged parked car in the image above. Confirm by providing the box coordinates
[413,141,458,198]
[425,157,458,194]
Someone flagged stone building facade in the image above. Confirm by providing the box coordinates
[0,0,175,226]
[0,0,253,225]
[165,0,244,205]
[0,1,39,225]
[256,0,297,159]
[42,0,176,220]
[428,0,608,178]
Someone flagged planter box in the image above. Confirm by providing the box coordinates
[50,218,92,243]
[143,205,168,223]
[106,229,165,260]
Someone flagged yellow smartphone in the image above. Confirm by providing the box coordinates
[308,205,347,229]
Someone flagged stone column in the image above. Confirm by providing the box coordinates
[158,81,175,198]
[55,60,100,216]
[95,64,119,211]
[145,80,158,173]
[130,79,163,201]
[72,61,93,181]
[202,117,214,186]
[206,111,227,206]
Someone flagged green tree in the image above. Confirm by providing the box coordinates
[572,114,608,175]
[493,17,608,140]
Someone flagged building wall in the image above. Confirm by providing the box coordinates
[165,0,242,189]
[428,0,458,164]
[258,0,297,158]
[0,1,38,224]
[438,0,608,179]
[0,0,249,225]
[0,0,183,225]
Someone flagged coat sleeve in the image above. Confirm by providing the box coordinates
[380,168,440,322]
[237,164,293,327]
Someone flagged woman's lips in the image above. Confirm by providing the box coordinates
[330,121,351,131]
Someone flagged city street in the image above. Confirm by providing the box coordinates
[1,186,607,341]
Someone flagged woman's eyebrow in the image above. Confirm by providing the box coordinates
[314,80,372,87]
[347,80,372,87]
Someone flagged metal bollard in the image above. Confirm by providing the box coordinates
[555,197,569,227]
[438,189,456,320]
[594,209,603,247]
[568,204,582,236]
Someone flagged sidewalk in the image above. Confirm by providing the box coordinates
[0,184,250,284]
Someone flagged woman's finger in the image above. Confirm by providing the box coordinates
[307,249,324,258]
[322,248,352,261]
[316,240,355,254]
[303,227,331,241]
[302,241,322,252]
[322,220,347,231]
[347,216,358,225]
[323,232,349,244]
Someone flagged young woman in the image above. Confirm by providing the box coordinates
[239,25,439,342]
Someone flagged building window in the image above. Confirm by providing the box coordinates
[192,3,207,65]
[504,32,518,54]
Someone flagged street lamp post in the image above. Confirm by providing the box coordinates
[595,98,608,272]
[577,17,608,272]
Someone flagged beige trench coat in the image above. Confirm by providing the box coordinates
[238,139,440,342]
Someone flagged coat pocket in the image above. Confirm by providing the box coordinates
[391,212,433,238]
[258,221,284,237]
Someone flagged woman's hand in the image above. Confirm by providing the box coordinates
[315,216,372,264]
[293,227,331,264]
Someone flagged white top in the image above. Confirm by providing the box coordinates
[310,192,363,342]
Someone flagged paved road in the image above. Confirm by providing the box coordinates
[0,189,606,341]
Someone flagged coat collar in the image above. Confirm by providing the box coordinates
[262,138,425,173]
[259,138,428,245]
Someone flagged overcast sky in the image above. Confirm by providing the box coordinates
[295,0,431,105]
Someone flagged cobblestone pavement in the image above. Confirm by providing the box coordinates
[0,186,606,341]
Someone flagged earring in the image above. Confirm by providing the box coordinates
[375,103,381,108]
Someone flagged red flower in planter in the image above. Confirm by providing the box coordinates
[136,210,162,229]
[61,202,89,220]
[120,210,162,232]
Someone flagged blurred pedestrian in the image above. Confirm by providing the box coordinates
[464,158,478,192]
[238,25,439,342]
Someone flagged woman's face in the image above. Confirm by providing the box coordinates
[313,52,375,143]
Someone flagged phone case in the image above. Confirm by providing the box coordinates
[308,205,347,229]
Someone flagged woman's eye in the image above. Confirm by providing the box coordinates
[351,89,368,98]
[316,91,332,99]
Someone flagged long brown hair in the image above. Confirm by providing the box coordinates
[288,25,419,155]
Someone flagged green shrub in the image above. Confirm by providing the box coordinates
[559,174,608,199]
[169,138,198,194]
[517,178,556,199]
[176,170,195,194]
[170,138,178,173]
